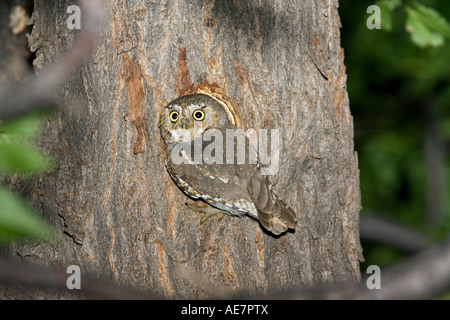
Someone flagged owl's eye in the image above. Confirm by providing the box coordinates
[169,110,179,123]
[192,109,205,121]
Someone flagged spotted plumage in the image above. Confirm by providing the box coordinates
[159,93,296,235]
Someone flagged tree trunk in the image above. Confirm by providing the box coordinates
[3,0,362,298]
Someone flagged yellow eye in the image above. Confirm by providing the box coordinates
[169,110,179,123]
[192,109,205,121]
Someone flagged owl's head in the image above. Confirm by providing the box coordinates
[159,93,234,145]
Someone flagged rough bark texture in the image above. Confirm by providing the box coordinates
[2,0,362,298]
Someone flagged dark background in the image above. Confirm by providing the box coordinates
[339,0,450,288]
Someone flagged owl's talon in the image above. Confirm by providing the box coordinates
[185,202,228,224]
[200,211,225,224]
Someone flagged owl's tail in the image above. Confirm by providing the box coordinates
[247,175,297,235]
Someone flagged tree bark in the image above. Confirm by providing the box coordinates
[3,0,362,299]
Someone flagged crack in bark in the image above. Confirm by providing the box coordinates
[57,213,83,245]
[310,55,329,81]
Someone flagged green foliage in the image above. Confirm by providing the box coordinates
[0,186,53,243]
[0,115,54,243]
[339,0,450,270]
[405,3,450,47]
[0,115,51,175]
[377,0,402,31]
[374,0,450,47]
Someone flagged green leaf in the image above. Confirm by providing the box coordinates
[377,0,401,31]
[0,142,51,174]
[0,186,54,243]
[412,3,450,38]
[405,4,450,47]
[0,115,51,175]
[0,114,41,135]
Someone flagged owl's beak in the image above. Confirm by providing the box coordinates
[181,118,190,129]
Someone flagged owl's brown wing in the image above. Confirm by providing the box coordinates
[247,174,297,235]
[166,128,296,235]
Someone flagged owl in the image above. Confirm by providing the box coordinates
[159,93,296,235]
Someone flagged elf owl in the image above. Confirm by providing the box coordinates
[159,93,296,235]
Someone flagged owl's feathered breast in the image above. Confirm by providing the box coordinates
[165,128,259,218]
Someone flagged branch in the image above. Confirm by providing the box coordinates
[280,236,450,299]
[0,0,103,120]
[0,254,153,299]
[3,237,450,300]
[360,216,429,252]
